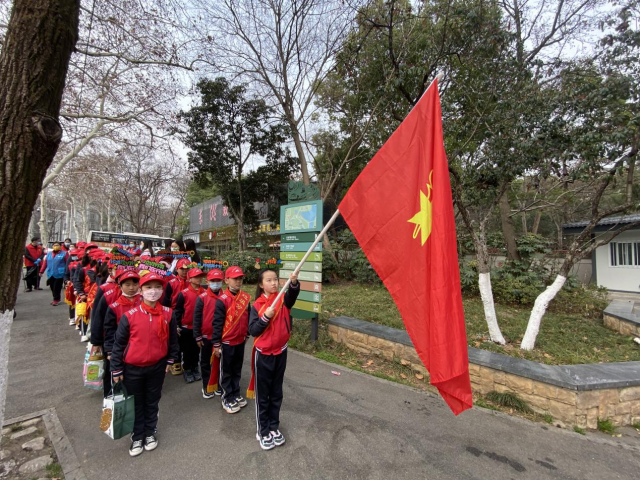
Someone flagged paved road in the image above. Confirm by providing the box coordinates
[6,288,640,479]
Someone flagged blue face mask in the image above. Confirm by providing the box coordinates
[64,243,71,247]
[209,281,223,291]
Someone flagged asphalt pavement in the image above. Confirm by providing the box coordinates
[6,287,640,479]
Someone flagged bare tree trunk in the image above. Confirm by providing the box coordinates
[291,126,311,185]
[498,187,521,262]
[37,191,48,246]
[531,211,542,235]
[107,196,112,232]
[0,0,80,430]
[70,200,80,241]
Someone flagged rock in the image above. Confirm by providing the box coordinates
[9,426,38,440]
[1,427,10,436]
[22,436,46,451]
[19,418,41,428]
[1,459,16,473]
[18,455,52,474]
[0,450,9,460]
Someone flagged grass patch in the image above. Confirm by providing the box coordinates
[46,461,63,478]
[485,391,533,414]
[542,414,553,424]
[596,418,617,434]
[473,396,498,411]
[573,426,586,435]
[315,282,640,365]
[632,422,640,430]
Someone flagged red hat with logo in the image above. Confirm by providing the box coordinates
[139,272,166,287]
[118,270,140,284]
[176,259,191,269]
[187,268,205,279]
[225,266,244,279]
[70,249,82,256]
[207,269,223,281]
[85,243,99,250]
[76,241,87,248]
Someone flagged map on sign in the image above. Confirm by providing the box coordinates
[280,200,323,234]
[285,204,317,231]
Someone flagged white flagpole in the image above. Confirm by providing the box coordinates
[274,208,341,304]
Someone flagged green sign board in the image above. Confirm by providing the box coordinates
[280,251,323,262]
[281,261,322,272]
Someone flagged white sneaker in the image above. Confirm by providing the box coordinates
[257,433,275,450]
[75,324,80,330]
[144,434,158,451]
[80,335,89,342]
[202,389,216,399]
[129,439,144,457]
[270,429,285,446]
[69,318,75,326]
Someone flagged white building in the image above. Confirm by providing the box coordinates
[563,214,640,293]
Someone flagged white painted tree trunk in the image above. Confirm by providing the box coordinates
[479,272,506,345]
[521,275,567,351]
[0,309,14,430]
[37,191,48,245]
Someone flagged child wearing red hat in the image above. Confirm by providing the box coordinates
[248,269,299,450]
[162,258,190,309]
[100,270,142,397]
[111,272,178,457]
[89,265,123,349]
[212,266,252,413]
[172,268,206,383]
[193,269,224,398]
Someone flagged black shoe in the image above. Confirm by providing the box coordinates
[235,395,247,408]
[183,370,195,383]
[193,369,202,381]
[214,388,222,396]
[222,398,240,414]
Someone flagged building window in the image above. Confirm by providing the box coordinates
[610,242,640,267]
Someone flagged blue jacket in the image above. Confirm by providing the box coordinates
[45,251,68,279]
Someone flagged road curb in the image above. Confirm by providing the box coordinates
[5,407,87,480]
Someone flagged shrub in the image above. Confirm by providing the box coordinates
[205,249,281,283]
[485,391,533,414]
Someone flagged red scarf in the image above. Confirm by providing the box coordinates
[140,301,168,342]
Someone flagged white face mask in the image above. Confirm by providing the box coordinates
[129,243,135,248]
[210,281,222,290]
[228,285,240,293]
[171,246,179,252]
[142,288,163,302]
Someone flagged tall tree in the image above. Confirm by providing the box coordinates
[0,0,80,430]
[521,3,640,349]
[198,0,358,185]
[180,77,297,249]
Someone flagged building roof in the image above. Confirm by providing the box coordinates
[563,213,640,233]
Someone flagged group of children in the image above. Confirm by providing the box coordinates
[58,240,300,456]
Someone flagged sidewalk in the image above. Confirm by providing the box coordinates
[6,289,640,479]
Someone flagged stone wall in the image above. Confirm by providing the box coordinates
[603,300,640,337]
[328,319,640,428]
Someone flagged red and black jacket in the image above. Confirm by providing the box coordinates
[212,289,251,348]
[103,294,143,353]
[172,285,205,329]
[110,303,178,376]
[162,275,187,309]
[193,289,221,342]
[73,265,95,296]
[24,244,43,267]
[89,282,122,346]
[248,282,300,355]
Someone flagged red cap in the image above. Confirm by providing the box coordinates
[225,266,244,279]
[76,241,87,248]
[85,243,98,250]
[70,249,82,256]
[139,272,166,287]
[207,269,224,281]
[118,271,140,284]
[187,268,205,279]
[89,248,105,259]
[176,259,191,269]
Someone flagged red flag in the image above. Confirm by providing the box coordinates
[339,79,472,415]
